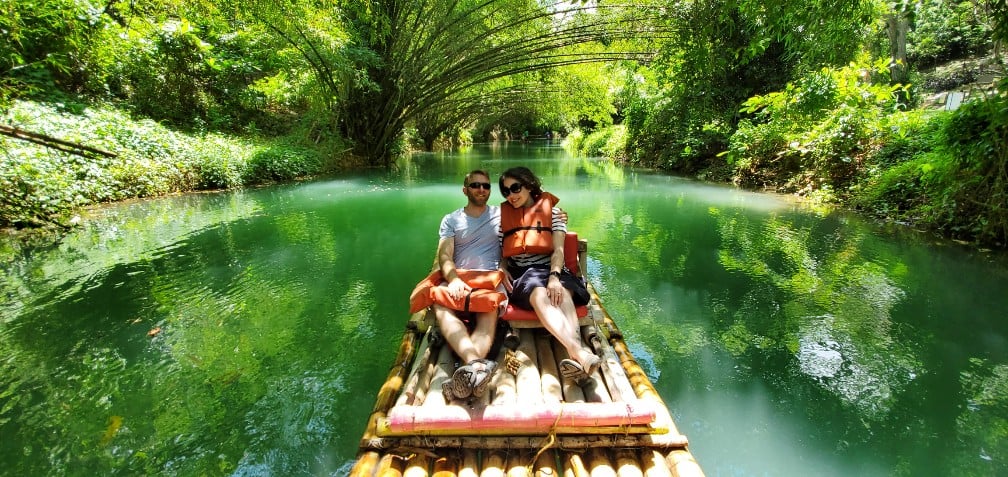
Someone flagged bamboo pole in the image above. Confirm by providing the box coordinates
[432,453,458,477]
[534,449,560,477]
[459,450,480,477]
[404,454,431,477]
[381,401,660,435]
[398,331,435,407]
[515,329,543,404]
[640,450,672,477]
[492,345,518,406]
[562,452,590,477]
[536,332,564,405]
[350,450,381,477]
[507,451,533,477]
[378,453,407,477]
[664,450,704,477]
[359,325,421,451]
[481,451,507,477]
[582,323,631,403]
[613,450,643,477]
[423,345,457,407]
[587,448,616,477]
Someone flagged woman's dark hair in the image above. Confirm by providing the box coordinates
[499,166,542,200]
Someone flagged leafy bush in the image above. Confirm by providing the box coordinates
[246,145,322,183]
[0,100,330,228]
[566,125,628,160]
[727,58,908,194]
[908,0,992,68]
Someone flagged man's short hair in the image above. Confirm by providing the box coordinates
[464,169,490,186]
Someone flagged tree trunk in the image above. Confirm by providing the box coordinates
[886,11,911,107]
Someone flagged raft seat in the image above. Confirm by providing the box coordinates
[502,232,591,327]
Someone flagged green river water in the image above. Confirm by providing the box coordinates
[2,142,1007,476]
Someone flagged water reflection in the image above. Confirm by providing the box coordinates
[1,144,1007,476]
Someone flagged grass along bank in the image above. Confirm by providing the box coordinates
[1,99,348,231]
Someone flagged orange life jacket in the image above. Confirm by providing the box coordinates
[408,269,506,314]
[500,192,559,258]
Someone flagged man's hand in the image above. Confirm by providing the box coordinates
[446,277,471,299]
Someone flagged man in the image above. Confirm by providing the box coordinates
[431,169,504,401]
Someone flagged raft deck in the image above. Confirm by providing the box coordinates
[350,240,704,477]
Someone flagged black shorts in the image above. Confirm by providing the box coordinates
[507,265,590,310]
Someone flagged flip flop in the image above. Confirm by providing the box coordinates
[559,358,591,385]
[584,354,602,376]
[468,359,498,398]
[560,355,601,386]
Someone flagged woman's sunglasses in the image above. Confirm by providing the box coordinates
[500,182,523,197]
[468,182,492,190]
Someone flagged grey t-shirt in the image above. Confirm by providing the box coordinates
[439,205,501,270]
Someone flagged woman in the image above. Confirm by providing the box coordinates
[497,166,600,384]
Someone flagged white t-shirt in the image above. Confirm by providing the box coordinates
[439,205,501,270]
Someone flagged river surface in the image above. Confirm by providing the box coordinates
[2,142,1007,476]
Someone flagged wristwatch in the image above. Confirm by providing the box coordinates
[549,271,561,278]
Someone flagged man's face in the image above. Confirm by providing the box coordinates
[464,174,492,206]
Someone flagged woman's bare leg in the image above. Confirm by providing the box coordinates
[529,287,595,368]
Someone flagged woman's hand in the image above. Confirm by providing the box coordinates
[546,274,564,306]
[502,269,514,293]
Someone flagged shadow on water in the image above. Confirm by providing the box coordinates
[1,142,1007,475]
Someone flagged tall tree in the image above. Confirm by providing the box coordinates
[244,0,664,166]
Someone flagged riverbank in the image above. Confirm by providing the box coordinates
[1,99,350,231]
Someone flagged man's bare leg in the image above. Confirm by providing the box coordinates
[433,305,496,363]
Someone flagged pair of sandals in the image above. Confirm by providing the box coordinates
[559,355,602,386]
[443,358,498,402]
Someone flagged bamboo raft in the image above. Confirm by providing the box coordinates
[350,236,704,477]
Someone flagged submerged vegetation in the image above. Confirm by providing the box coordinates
[1,0,1006,247]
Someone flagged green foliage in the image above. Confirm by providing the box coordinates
[565,125,628,160]
[907,0,993,68]
[936,91,1008,244]
[246,144,322,183]
[0,100,327,228]
[849,90,1008,247]
[0,0,105,100]
[727,58,909,193]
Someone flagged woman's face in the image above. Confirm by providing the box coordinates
[501,177,531,208]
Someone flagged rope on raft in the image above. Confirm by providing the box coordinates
[526,405,564,472]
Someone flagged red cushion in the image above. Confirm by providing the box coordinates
[563,232,580,275]
[503,303,588,321]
